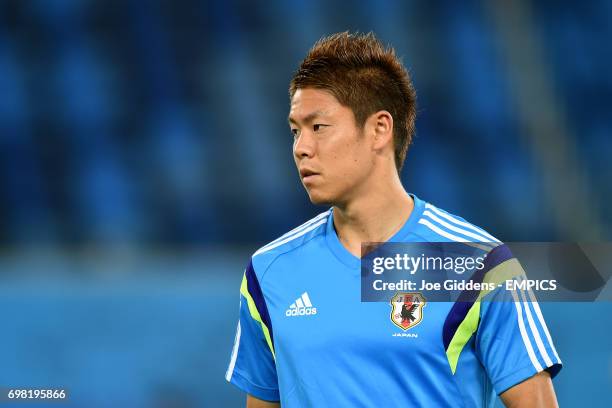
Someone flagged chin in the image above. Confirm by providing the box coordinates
[306,189,335,206]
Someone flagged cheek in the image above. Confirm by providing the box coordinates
[345,138,368,162]
[333,141,367,177]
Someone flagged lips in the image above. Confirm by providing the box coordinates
[299,168,320,183]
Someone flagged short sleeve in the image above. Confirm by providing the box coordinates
[476,275,562,395]
[225,263,279,401]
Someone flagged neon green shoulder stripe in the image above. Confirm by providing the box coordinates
[445,258,526,374]
[446,302,481,374]
[240,273,276,360]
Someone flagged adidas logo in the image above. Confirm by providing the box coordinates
[285,292,317,317]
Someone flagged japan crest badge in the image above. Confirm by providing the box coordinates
[390,292,426,331]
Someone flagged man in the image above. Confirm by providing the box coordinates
[225,32,561,407]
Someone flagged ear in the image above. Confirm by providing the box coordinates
[368,110,394,151]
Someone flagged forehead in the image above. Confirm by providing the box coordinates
[288,88,342,123]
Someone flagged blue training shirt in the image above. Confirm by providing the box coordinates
[225,194,562,407]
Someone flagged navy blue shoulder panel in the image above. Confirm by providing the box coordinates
[245,260,274,350]
[442,244,513,350]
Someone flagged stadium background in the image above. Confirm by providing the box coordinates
[0,0,610,406]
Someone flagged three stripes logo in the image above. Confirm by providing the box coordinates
[285,292,317,317]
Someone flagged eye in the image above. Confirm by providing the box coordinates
[313,124,326,132]
[291,128,299,138]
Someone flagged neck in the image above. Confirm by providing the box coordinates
[332,171,414,258]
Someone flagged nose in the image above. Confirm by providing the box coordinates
[293,130,315,160]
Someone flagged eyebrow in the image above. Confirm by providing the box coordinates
[287,110,327,126]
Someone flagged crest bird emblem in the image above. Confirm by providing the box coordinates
[390,292,426,331]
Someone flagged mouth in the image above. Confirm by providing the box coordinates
[299,168,320,183]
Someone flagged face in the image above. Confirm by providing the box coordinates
[288,88,375,206]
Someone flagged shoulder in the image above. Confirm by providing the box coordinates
[250,209,331,277]
[412,198,500,245]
